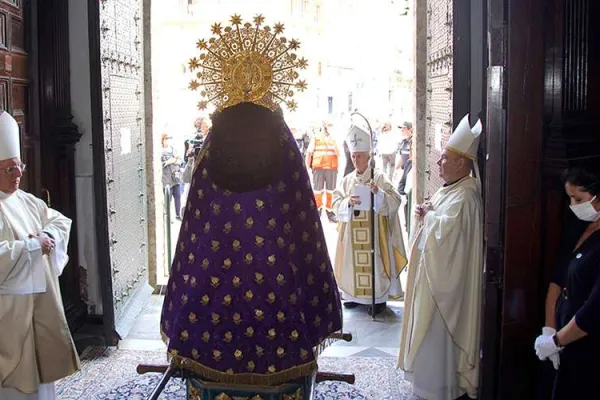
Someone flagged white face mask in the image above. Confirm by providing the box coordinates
[570,196,600,222]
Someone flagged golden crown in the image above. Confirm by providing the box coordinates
[188,14,308,112]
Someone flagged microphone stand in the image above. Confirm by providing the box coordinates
[350,110,377,320]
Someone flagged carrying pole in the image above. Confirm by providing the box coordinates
[350,111,376,320]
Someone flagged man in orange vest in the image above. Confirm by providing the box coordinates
[305,121,340,223]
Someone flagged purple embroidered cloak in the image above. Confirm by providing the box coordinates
[160,111,343,385]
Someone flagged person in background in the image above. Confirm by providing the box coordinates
[377,122,398,179]
[333,124,407,315]
[161,133,183,221]
[0,111,80,399]
[396,121,413,195]
[181,117,210,217]
[305,121,340,223]
[535,166,600,399]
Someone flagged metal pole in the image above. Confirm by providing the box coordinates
[350,111,376,320]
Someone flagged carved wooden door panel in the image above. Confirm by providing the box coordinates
[0,1,39,194]
[96,0,148,337]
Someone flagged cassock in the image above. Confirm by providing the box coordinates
[0,111,79,400]
[0,190,80,399]
[332,125,407,305]
[398,114,483,400]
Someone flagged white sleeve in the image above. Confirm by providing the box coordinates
[36,197,72,277]
[0,236,47,295]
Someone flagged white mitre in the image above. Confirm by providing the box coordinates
[346,125,371,153]
[445,114,482,160]
[0,111,20,161]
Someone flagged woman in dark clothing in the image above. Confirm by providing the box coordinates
[535,166,600,399]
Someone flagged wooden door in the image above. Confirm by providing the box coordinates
[0,0,39,194]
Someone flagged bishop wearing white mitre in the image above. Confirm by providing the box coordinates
[332,124,407,314]
[0,112,79,400]
[398,114,484,400]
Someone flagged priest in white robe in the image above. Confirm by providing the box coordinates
[332,124,407,315]
[0,112,80,400]
[398,114,484,400]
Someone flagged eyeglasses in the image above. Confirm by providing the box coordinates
[2,163,26,175]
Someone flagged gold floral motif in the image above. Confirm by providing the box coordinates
[311,296,319,306]
[168,301,174,311]
[327,303,333,313]
[183,274,190,284]
[211,240,220,252]
[212,313,221,325]
[256,346,265,357]
[290,262,298,273]
[277,347,285,357]
[300,312,306,323]
[245,327,255,337]
[245,290,254,301]
[277,237,285,248]
[189,312,198,323]
[268,365,277,373]
[187,203,192,211]
[300,348,309,360]
[267,328,276,340]
[197,189,205,199]
[180,292,188,305]
[299,211,307,221]
[223,221,232,233]
[163,320,170,331]
[255,199,265,210]
[223,294,232,306]
[212,203,221,215]
[212,183,218,191]
[305,254,313,263]
[202,168,208,179]
[204,222,211,233]
[201,295,210,305]
[278,182,286,192]
[232,240,242,251]
[295,191,302,201]
[313,221,319,231]
[305,179,311,189]
[195,209,201,219]
[323,282,330,293]
[267,255,276,266]
[232,276,241,287]
[267,292,276,303]
[319,262,327,272]
[307,274,314,285]
[284,223,292,234]
[215,393,233,400]
[244,253,254,264]
[224,331,233,343]
[288,243,296,254]
[255,236,265,247]
[288,293,297,304]
[292,172,300,181]
[172,282,177,292]
[290,330,299,341]
[233,313,242,325]
[211,277,220,288]
[313,315,321,327]
[234,349,243,360]
[254,309,264,321]
[188,253,196,263]
[169,349,179,357]
[180,330,189,341]
[283,389,303,400]
[191,349,200,360]
[176,261,182,271]
[309,199,315,209]
[190,233,198,243]
[254,272,264,284]
[212,349,222,361]
[316,241,323,251]
[202,331,210,342]
[281,203,290,213]
[223,189,232,196]
[245,217,254,228]
[276,274,286,285]
[234,203,242,214]
[267,218,277,230]
[179,242,185,252]
[277,311,286,322]
[247,361,256,372]
[301,232,309,242]
[288,150,296,160]
[222,258,232,270]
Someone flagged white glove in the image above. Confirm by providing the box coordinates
[535,334,561,361]
[549,352,560,370]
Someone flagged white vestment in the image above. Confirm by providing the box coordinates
[0,190,79,399]
[332,167,407,304]
[398,176,483,400]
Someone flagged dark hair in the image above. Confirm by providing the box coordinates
[208,102,286,192]
[561,167,600,196]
